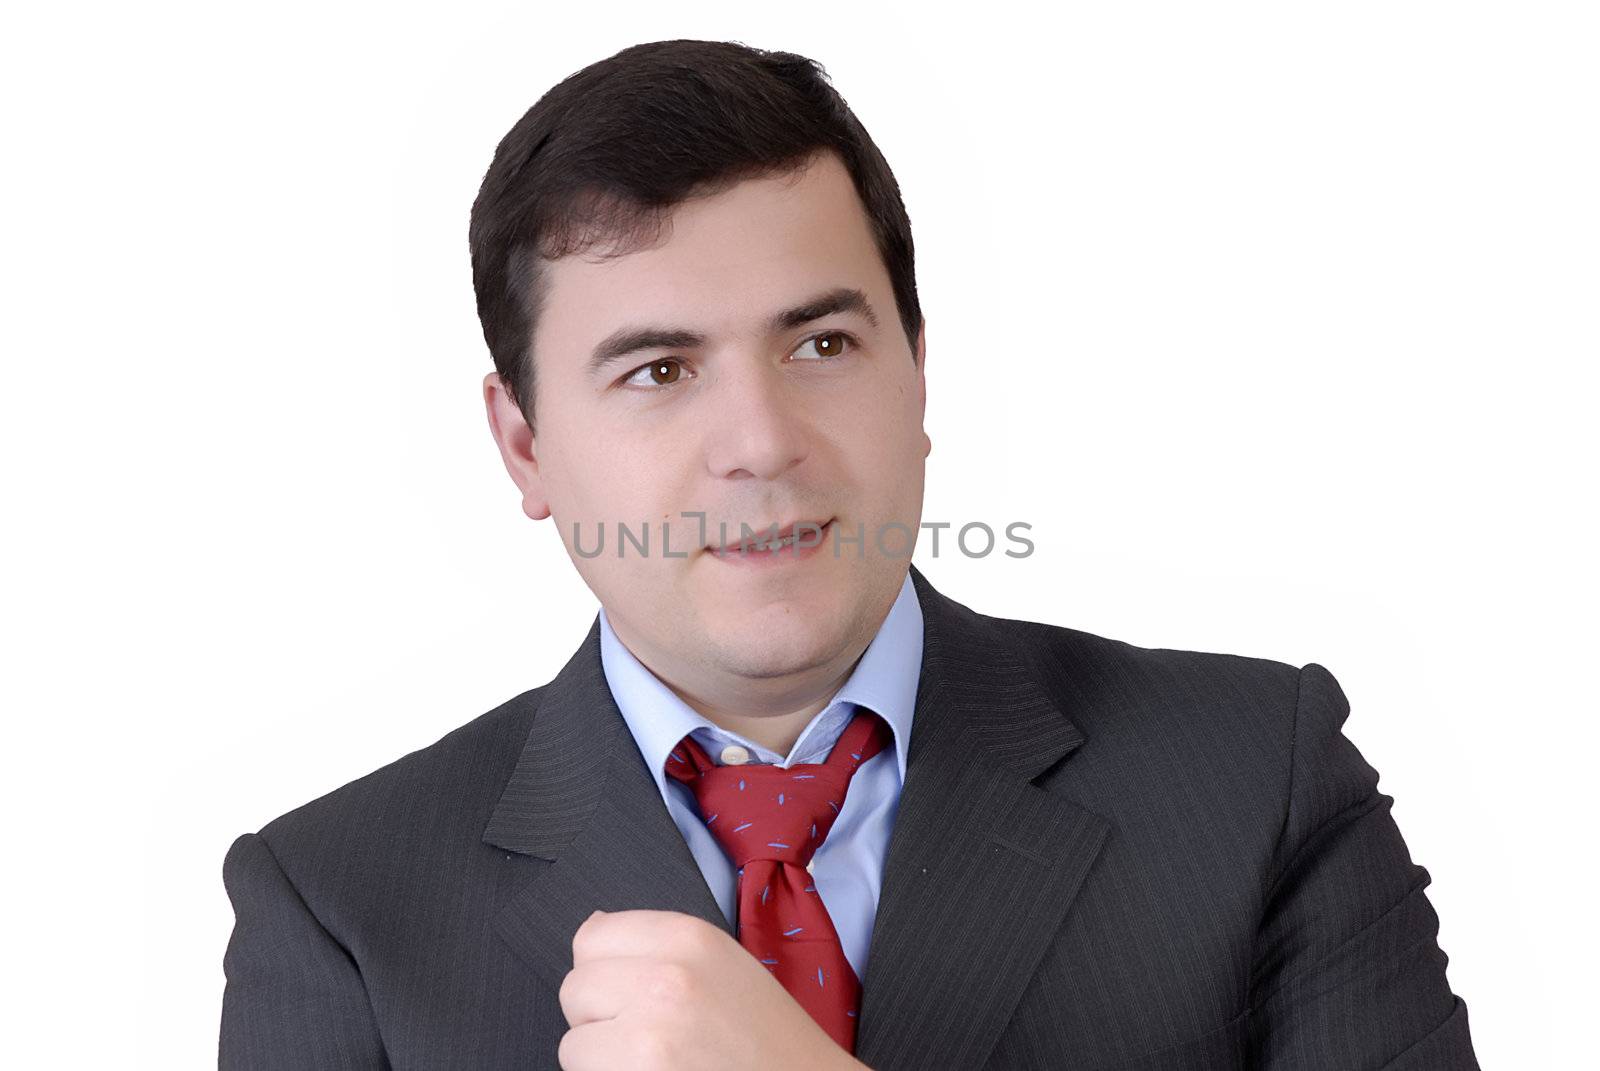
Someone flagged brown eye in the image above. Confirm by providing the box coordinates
[617,357,694,390]
[623,358,691,390]
[647,359,682,385]
[814,332,846,356]
[796,331,855,360]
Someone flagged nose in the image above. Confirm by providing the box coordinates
[702,357,810,481]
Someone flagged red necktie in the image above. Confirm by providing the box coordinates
[664,708,891,1054]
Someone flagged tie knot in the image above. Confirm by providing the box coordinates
[664,709,891,869]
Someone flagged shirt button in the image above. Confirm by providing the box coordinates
[719,744,750,765]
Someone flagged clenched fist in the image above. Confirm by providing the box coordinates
[558,909,869,1071]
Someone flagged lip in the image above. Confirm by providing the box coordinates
[708,518,834,560]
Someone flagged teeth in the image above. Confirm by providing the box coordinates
[746,533,799,551]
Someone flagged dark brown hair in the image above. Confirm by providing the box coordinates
[468,39,922,432]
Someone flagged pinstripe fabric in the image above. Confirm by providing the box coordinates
[220,563,1479,1069]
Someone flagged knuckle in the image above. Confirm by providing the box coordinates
[633,1030,675,1070]
[556,1029,579,1068]
[676,914,720,954]
[647,960,697,1005]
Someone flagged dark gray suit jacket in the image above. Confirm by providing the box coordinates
[220,564,1480,1069]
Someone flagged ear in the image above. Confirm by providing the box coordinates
[483,371,551,521]
[915,319,931,459]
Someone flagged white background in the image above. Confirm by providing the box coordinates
[4,2,1594,1066]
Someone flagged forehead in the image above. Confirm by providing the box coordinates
[535,152,886,360]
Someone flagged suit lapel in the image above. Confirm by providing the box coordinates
[852,566,1111,1070]
[482,614,732,998]
[482,566,1110,1069]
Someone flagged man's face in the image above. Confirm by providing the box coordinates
[485,150,929,694]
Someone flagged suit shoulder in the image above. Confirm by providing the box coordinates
[982,610,1307,837]
[989,610,1302,728]
[250,684,546,859]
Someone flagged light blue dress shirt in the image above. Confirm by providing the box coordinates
[597,571,923,985]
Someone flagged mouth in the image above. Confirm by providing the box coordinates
[708,517,834,560]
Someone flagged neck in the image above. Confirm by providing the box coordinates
[608,619,870,759]
[669,660,860,757]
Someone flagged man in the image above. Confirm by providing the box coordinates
[219,39,1480,1070]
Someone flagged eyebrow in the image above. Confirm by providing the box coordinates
[586,286,882,377]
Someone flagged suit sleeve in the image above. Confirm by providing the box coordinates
[220,831,390,1070]
[1245,663,1480,1069]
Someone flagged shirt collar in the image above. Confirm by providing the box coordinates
[598,570,923,802]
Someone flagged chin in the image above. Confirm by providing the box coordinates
[711,613,841,678]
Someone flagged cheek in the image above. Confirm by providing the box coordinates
[854,388,924,461]
[840,425,923,518]
[543,428,637,512]
[562,455,694,535]
[863,397,927,505]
